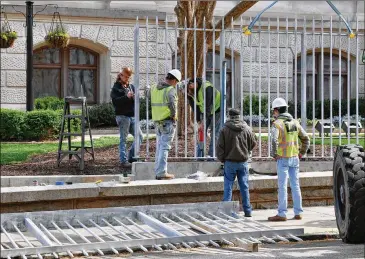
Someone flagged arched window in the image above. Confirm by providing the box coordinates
[295,52,349,101]
[33,45,98,103]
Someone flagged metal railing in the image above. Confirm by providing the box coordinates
[1,202,304,257]
[132,15,364,160]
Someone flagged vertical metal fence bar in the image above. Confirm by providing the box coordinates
[146,17,150,160]
[285,17,289,101]
[156,16,159,91]
[301,17,307,130]
[212,20,216,158]
[220,19,226,125]
[276,17,280,97]
[165,16,168,76]
[194,16,197,158]
[294,17,298,119]
[312,17,316,157]
[184,17,188,158]
[347,16,351,144]
[134,17,140,159]
[222,61,227,124]
[321,16,324,157]
[339,17,342,145]
[258,18,262,157]
[267,18,271,157]
[175,19,178,158]
[240,15,244,117]
[330,16,333,157]
[203,17,207,157]
[249,17,253,128]
[231,17,235,108]
[355,16,359,143]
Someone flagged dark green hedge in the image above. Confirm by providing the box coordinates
[288,98,365,119]
[0,109,81,141]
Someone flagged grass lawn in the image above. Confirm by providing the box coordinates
[0,137,121,165]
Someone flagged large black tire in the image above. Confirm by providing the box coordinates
[333,144,365,244]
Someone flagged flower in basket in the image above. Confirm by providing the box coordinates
[45,26,70,48]
[0,30,18,48]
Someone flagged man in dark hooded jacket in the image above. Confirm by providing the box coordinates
[216,108,257,217]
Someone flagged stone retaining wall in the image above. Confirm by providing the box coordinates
[1,172,333,213]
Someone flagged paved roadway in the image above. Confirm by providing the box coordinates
[82,240,364,259]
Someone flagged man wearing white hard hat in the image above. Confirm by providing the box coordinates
[268,97,310,221]
[150,69,181,180]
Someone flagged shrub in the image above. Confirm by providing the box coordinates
[140,97,152,120]
[289,98,365,119]
[0,109,25,140]
[22,110,60,140]
[35,96,65,111]
[88,102,116,127]
[56,109,82,133]
[242,95,268,116]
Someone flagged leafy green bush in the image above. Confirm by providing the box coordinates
[22,110,60,140]
[242,95,268,116]
[55,109,82,133]
[35,96,65,111]
[0,109,25,140]
[140,97,152,120]
[288,98,365,119]
[88,102,116,127]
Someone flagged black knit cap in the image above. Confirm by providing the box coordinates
[188,77,203,86]
[228,108,240,116]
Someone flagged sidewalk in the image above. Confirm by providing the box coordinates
[247,205,338,236]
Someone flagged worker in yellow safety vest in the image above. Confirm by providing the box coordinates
[149,69,181,180]
[268,97,310,222]
[188,78,221,159]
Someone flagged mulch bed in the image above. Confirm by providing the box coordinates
[1,136,335,176]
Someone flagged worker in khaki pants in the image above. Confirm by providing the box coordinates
[268,98,310,221]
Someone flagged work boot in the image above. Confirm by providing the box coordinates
[293,214,302,220]
[119,162,132,168]
[268,215,287,221]
[156,173,175,180]
[244,213,252,218]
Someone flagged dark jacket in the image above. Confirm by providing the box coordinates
[216,117,257,162]
[110,81,135,117]
[188,84,220,124]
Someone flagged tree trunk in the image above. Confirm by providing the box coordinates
[174,1,257,136]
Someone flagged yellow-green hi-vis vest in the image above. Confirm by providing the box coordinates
[192,81,221,114]
[151,85,176,121]
[273,119,300,158]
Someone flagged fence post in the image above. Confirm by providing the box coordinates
[301,18,307,130]
[221,61,227,125]
[134,18,140,159]
[220,20,226,125]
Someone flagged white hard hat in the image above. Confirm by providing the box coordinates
[272,97,288,110]
[168,69,182,82]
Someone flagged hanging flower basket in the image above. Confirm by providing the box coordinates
[0,11,18,49]
[45,11,69,48]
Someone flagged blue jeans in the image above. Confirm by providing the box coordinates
[116,115,143,163]
[223,161,252,215]
[154,120,176,176]
[197,112,221,158]
[277,157,303,217]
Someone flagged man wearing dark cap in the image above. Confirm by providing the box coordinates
[187,78,221,158]
[216,108,257,217]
